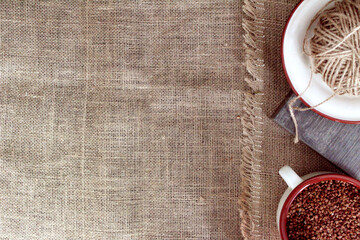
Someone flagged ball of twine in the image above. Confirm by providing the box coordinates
[290,0,360,143]
[305,0,360,95]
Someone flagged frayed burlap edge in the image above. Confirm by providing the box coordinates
[240,0,265,239]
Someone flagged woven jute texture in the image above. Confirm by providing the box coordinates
[0,1,245,239]
[241,0,342,239]
[0,1,345,239]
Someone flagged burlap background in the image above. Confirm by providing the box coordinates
[0,0,345,239]
[0,1,245,239]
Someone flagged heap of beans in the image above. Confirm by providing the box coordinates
[286,180,360,239]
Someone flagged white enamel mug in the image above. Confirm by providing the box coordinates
[276,166,360,240]
[276,166,329,228]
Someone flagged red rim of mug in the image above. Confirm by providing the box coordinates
[279,173,360,240]
[281,0,360,124]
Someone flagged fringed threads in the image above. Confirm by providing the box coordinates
[240,0,265,239]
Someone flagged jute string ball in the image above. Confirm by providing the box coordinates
[308,0,360,95]
[290,0,360,143]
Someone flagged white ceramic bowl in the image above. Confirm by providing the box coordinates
[282,0,360,123]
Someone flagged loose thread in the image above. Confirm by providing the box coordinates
[289,84,357,143]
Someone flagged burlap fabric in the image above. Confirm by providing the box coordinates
[241,0,341,239]
[0,1,245,239]
[0,0,345,239]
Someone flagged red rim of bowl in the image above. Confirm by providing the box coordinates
[279,173,360,240]
[281,0,360,124]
